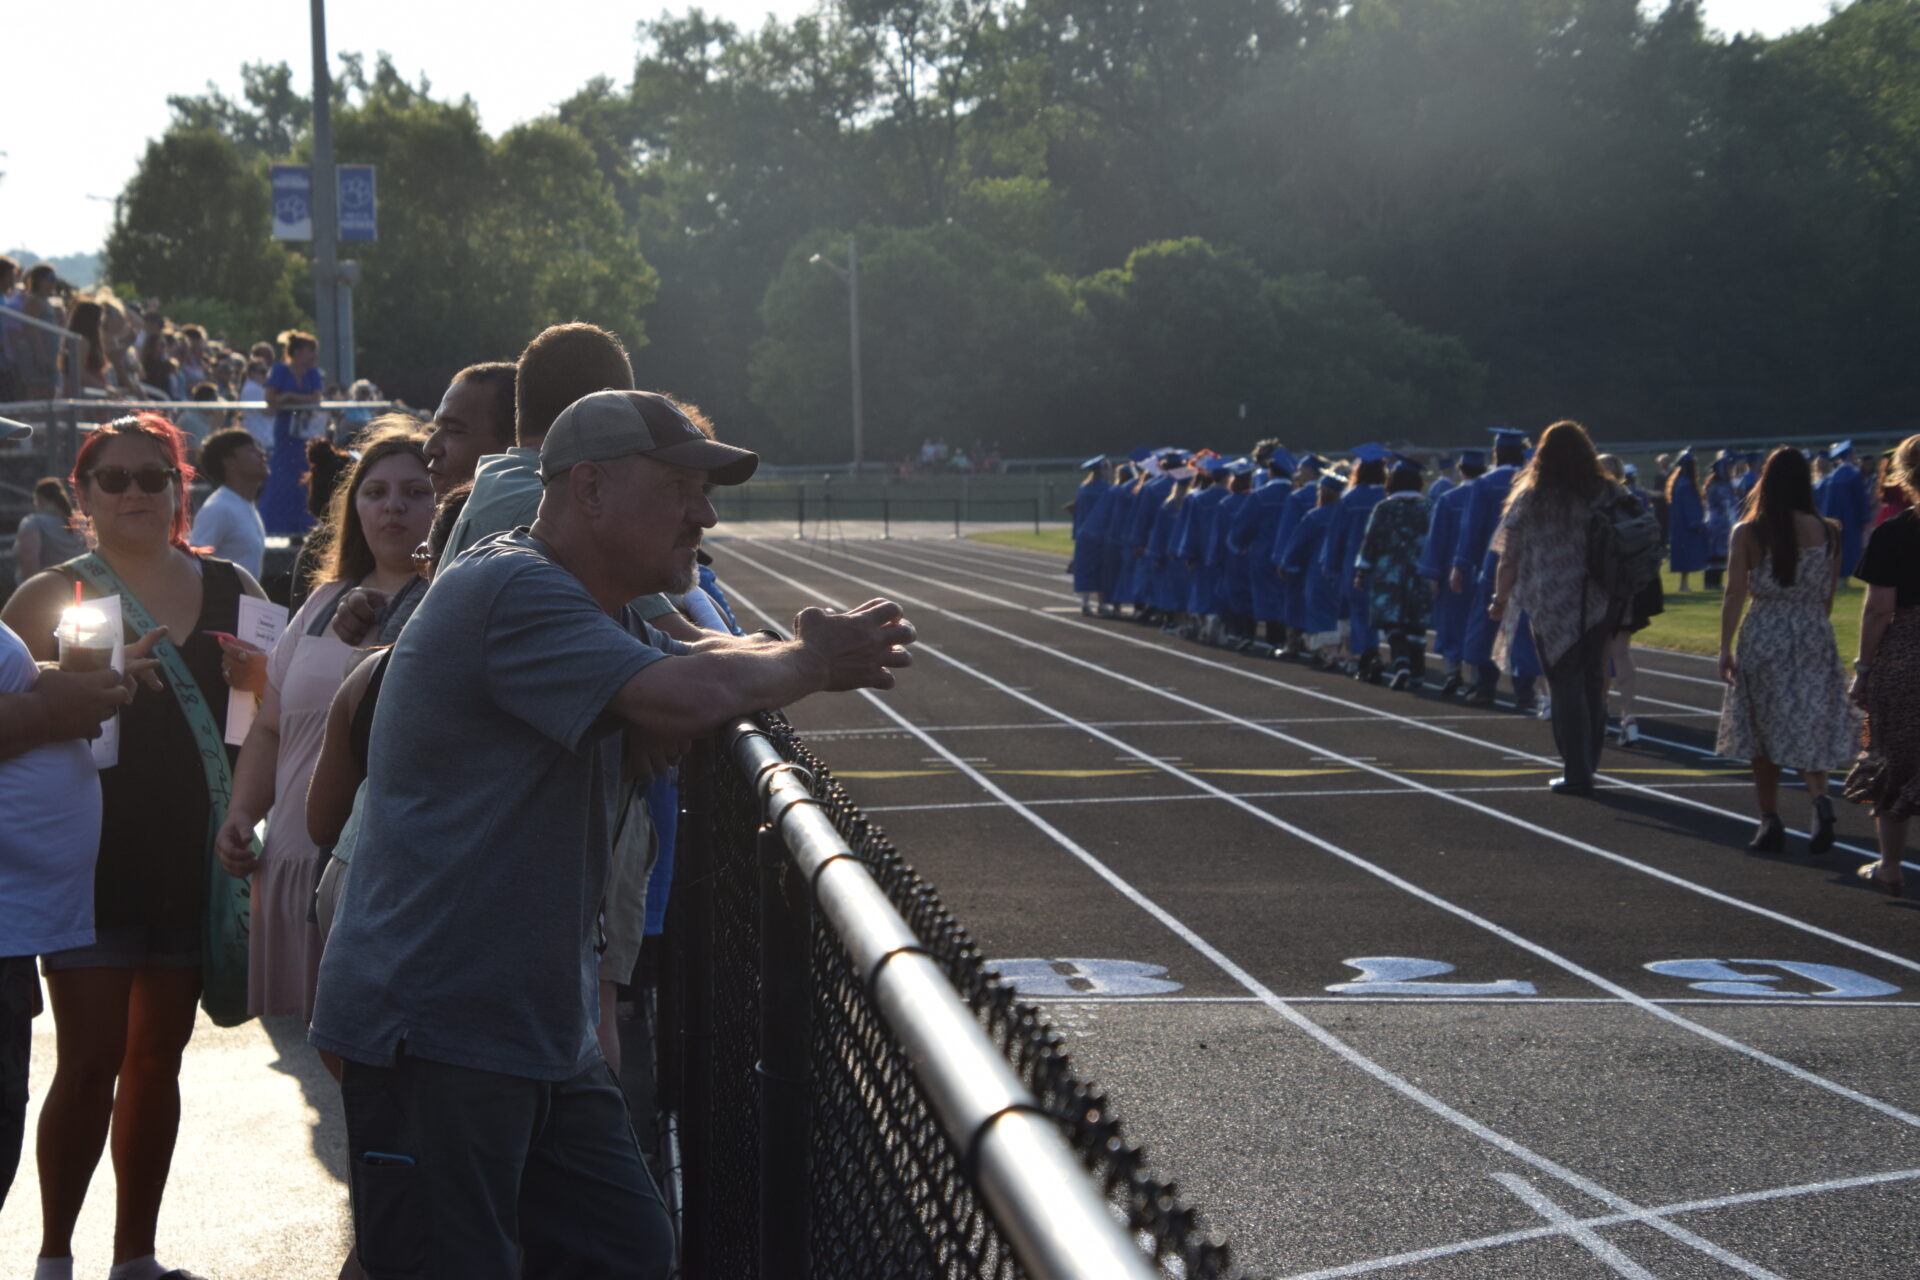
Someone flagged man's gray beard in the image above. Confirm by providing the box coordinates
[668,562,696,595]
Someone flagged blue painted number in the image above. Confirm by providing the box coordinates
[991,958,1184,997]
[1328,957,1537,997]
[1645,959,1899,999]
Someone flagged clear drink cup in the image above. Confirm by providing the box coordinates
[56,605,116,673]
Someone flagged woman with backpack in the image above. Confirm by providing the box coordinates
[1715,447,1854,856]
[1488,421,1622,796]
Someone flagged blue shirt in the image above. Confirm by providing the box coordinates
[310,530,690,1079]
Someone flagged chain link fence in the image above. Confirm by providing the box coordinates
[657,712,1242,1280]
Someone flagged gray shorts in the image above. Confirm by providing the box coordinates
[41,925,199,973]
[315,855,351,950]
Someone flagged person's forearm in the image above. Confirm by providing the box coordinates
[617,643,828,740]
[1858,609,1892,666]
[1493,558,1517,603]
[1719,586,1743,652]
[0,690,54,761]
[227,725,281,821]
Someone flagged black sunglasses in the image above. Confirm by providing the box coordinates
[87,465,177,495]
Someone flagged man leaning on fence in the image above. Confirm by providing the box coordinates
[308,388,918,1280]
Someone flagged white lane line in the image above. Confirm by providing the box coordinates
[1278,1166,1920,1280]
[737,537,1920,977]
[1492,1173,1663,1280]
[825,537,1914,891]
[798,712,1555,736]
[1026,995,1920,1007]
[860,781,1750,814]
[1640,667,1733,688]
[724,577,1787,1278]
[897,539,1726,716]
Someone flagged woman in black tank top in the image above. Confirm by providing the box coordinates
[0,415,269,1275]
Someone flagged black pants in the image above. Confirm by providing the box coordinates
[340,1049,673,1279]
[0,956,38,1215]
[1543,621,1613,787]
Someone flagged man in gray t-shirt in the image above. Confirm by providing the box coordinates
[310,389,916,1279]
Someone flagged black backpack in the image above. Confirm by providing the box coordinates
[1587,483,1664,601]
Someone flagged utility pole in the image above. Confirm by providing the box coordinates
[810,234,865,474]
[310,0,341,386]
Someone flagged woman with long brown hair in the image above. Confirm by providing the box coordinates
[1489,420,1619,795]
[1714,447,1853,855]
[1845,433,1920,896]
[215,424,434,1018]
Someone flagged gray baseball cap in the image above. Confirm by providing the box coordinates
[540,389,758,485]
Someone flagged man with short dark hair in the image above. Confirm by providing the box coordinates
[311,388,916,1280]
[423,361,516,497]
[190,428,270,577]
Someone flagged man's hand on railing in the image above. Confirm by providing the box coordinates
[793,598,917,692]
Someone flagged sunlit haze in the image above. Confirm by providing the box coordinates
[3,0,1847,261]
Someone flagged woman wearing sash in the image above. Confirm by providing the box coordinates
[2,412,266,1280]
[214,427,433,1020]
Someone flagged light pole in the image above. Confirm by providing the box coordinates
[310,0,341,386]
[808,234,864,474]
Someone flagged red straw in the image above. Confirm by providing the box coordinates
[75,581,82,607]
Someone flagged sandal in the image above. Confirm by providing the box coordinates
[1857,862,1905,899]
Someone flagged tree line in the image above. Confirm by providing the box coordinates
[107,0,1920,461]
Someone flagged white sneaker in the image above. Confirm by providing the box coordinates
[1536,695,1552,721]
[1620,716,1640,745]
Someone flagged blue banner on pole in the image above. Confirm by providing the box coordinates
[271,165,312,241]
[338,165,377,242]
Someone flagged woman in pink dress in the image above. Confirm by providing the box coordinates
[215,426,432,1017]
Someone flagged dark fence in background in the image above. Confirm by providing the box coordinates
[706,484,1054,535]
[659,713,1240,1280]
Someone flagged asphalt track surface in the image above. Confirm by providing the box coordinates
[710,523,1920,1280]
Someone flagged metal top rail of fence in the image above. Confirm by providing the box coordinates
[663,711,1239,1280]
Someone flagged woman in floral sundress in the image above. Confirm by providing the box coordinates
[1715,447,1856,857]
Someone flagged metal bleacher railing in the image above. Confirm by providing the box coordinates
[659,712,1240,1280]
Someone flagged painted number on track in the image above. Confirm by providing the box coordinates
[1327,957,1537,997]
[1645,959,1900,999]
[991,958,1184,997]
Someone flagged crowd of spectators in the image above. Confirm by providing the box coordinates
[0,319,918,1279]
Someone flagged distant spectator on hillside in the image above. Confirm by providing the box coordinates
[191,428,271,578]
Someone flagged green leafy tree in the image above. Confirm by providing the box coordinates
[103,128,305,337]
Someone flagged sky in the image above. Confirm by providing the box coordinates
[3,0,1848,263]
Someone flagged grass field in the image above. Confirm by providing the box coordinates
[969,530,1865,658]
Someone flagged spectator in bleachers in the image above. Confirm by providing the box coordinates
[239,357,274,450]
[6,265,63,400]
[0,256,19,400]
[216,432,434,1021]
[189,428,270,578]
[14,478,89,579]
[341,378,381,436]
[63,302,113,394]
[136,309,172,395]
[176,325,208,391]
[1,413,266,1280]
[174,381,225,454]
[260,330,326,535]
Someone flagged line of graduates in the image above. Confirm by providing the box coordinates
[1662,440,1883,593]
[1068,429,1564,703]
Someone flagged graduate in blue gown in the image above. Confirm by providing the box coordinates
[1269,455,1325,652]
[1087,461,1137,609]
[1118,451,1180,615]
[1419,449,1485,695]
[1069,455,1111,613]
[1281,474,1346,665]
[1149,465,1195,626]
[1455,428,1539,707]
[1704,454,1739,590]
[1356,457,1434,690]
[1320,443,1391,679]
[1734,451,1762,503]
[1212,462,1257,645]
[1177,459,1233,637]
[1665,449,1709,590]
[1818,440,1875,578]
[1227,448,1297,647]
[1428,456,1458,503]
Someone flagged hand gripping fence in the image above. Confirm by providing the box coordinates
[658,711,1242,1280]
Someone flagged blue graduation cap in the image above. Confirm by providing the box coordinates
[1202,457,1233,477]
[1228,459,1255,477]
[1349,442,1392,463]
[1829,440,1854,460]
[1434,454,1455,468]
[1676,446,1696,463]
[1317,474,1346,493]
[1458,449,1487,469]
[1128,446,1155,463]
[1298,453,1329,471]
[1488,427,1528,449]
[1112,462,1138,483]
[1169,464,1196,481]
[1267,446,1297,475]
[1079,453,1107,471]
[1391,456,1424,477]
[1744,451,1765,464]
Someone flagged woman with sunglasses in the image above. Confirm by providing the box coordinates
[213,425,433,1022]
[1,413,268,1280]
